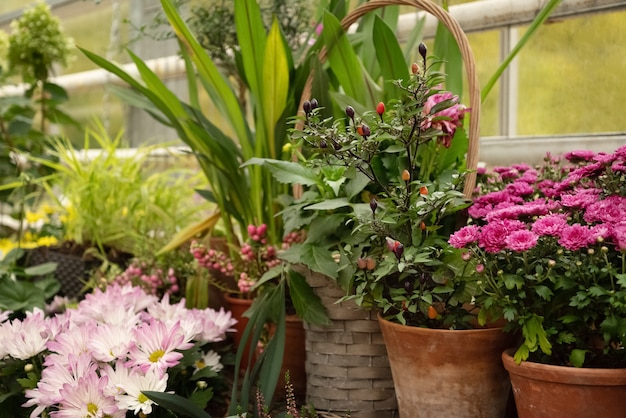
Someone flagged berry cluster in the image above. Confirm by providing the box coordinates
[111,260,179,296]
[191,225,306,297]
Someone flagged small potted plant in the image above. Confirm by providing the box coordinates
[450,148,626,417]
[256,44,514,418]
[190,225,309,397]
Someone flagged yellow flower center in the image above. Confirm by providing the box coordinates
[138,393,149,404]
[87,402,99,414]
[195,360,206,369]
[149,349,165,363]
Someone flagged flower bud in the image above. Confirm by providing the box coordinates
[303,100,311,115]
[197,381,208,389]
[461,252,471,261]
[418,42,427,62]
[24,363,34,373]
[370,196,378,214]
[476,264,484,273]
[548,259,556,267]
[587,248,595,255]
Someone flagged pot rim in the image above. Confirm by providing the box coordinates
[376,311,507,334]
[502,348,626,385]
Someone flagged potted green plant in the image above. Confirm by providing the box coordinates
[450,148,626,417]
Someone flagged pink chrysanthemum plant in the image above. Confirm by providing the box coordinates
[449,147,626,368]
[257,43,478,329]
[0,283,237,416]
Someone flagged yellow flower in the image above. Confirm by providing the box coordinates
[25,210,45,224]
[0,238,17,258]
[40,203,56,215]
[36,236,58,247]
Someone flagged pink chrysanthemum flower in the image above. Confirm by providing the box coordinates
[506,230,539,252]
[448,225,481,249]
[54,373,122,418]
[0,309,52,360]
[531,214,568,237]
[558,224,594,251]
[126,319,193,378]
[479,220,525,253]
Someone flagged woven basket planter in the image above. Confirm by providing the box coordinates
[298,267,397,418]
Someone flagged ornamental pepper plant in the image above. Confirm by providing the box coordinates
[256,44,477,329]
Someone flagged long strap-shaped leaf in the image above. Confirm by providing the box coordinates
[160,0,253,157]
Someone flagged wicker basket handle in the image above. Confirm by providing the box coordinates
[299,0,480,198]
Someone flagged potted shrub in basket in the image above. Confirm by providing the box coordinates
[450,148,626,417]
[256,42,514,417]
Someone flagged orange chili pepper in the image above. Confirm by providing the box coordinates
[427,305,438,319]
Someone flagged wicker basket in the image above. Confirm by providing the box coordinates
[298,1,480,417]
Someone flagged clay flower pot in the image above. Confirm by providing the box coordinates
[502,349,626,418]
[378,313,516,418]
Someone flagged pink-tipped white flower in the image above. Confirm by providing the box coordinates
[53,373,122,418]
[126,319,193,377]
[0,309,51,360]
[113,368,169,416]
[87,323,135,363]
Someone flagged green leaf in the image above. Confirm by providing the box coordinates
[245,158,319,186]
[34,277,61,299]
[305,198,351,211]
[262,18,290,159]
[287,269,330,325]
[569,349,587,368]
[322,11,366,105]
[235,0,266,102]
[503,274,524,290]
[373,16,408,100]
[143,391,211,418]
[284,243,338,280]
[521,314,552,356]
[0,280,45,313]
[534,285,554,301]
[23,262,57,276]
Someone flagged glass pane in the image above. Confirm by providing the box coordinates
[516,10,626,135]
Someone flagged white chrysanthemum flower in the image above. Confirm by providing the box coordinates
[194,350,223,373]
[114,368,169,415]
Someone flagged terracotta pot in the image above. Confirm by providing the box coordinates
[502,349,626,418]
[224,294,255,371]
[378,313,516,418]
